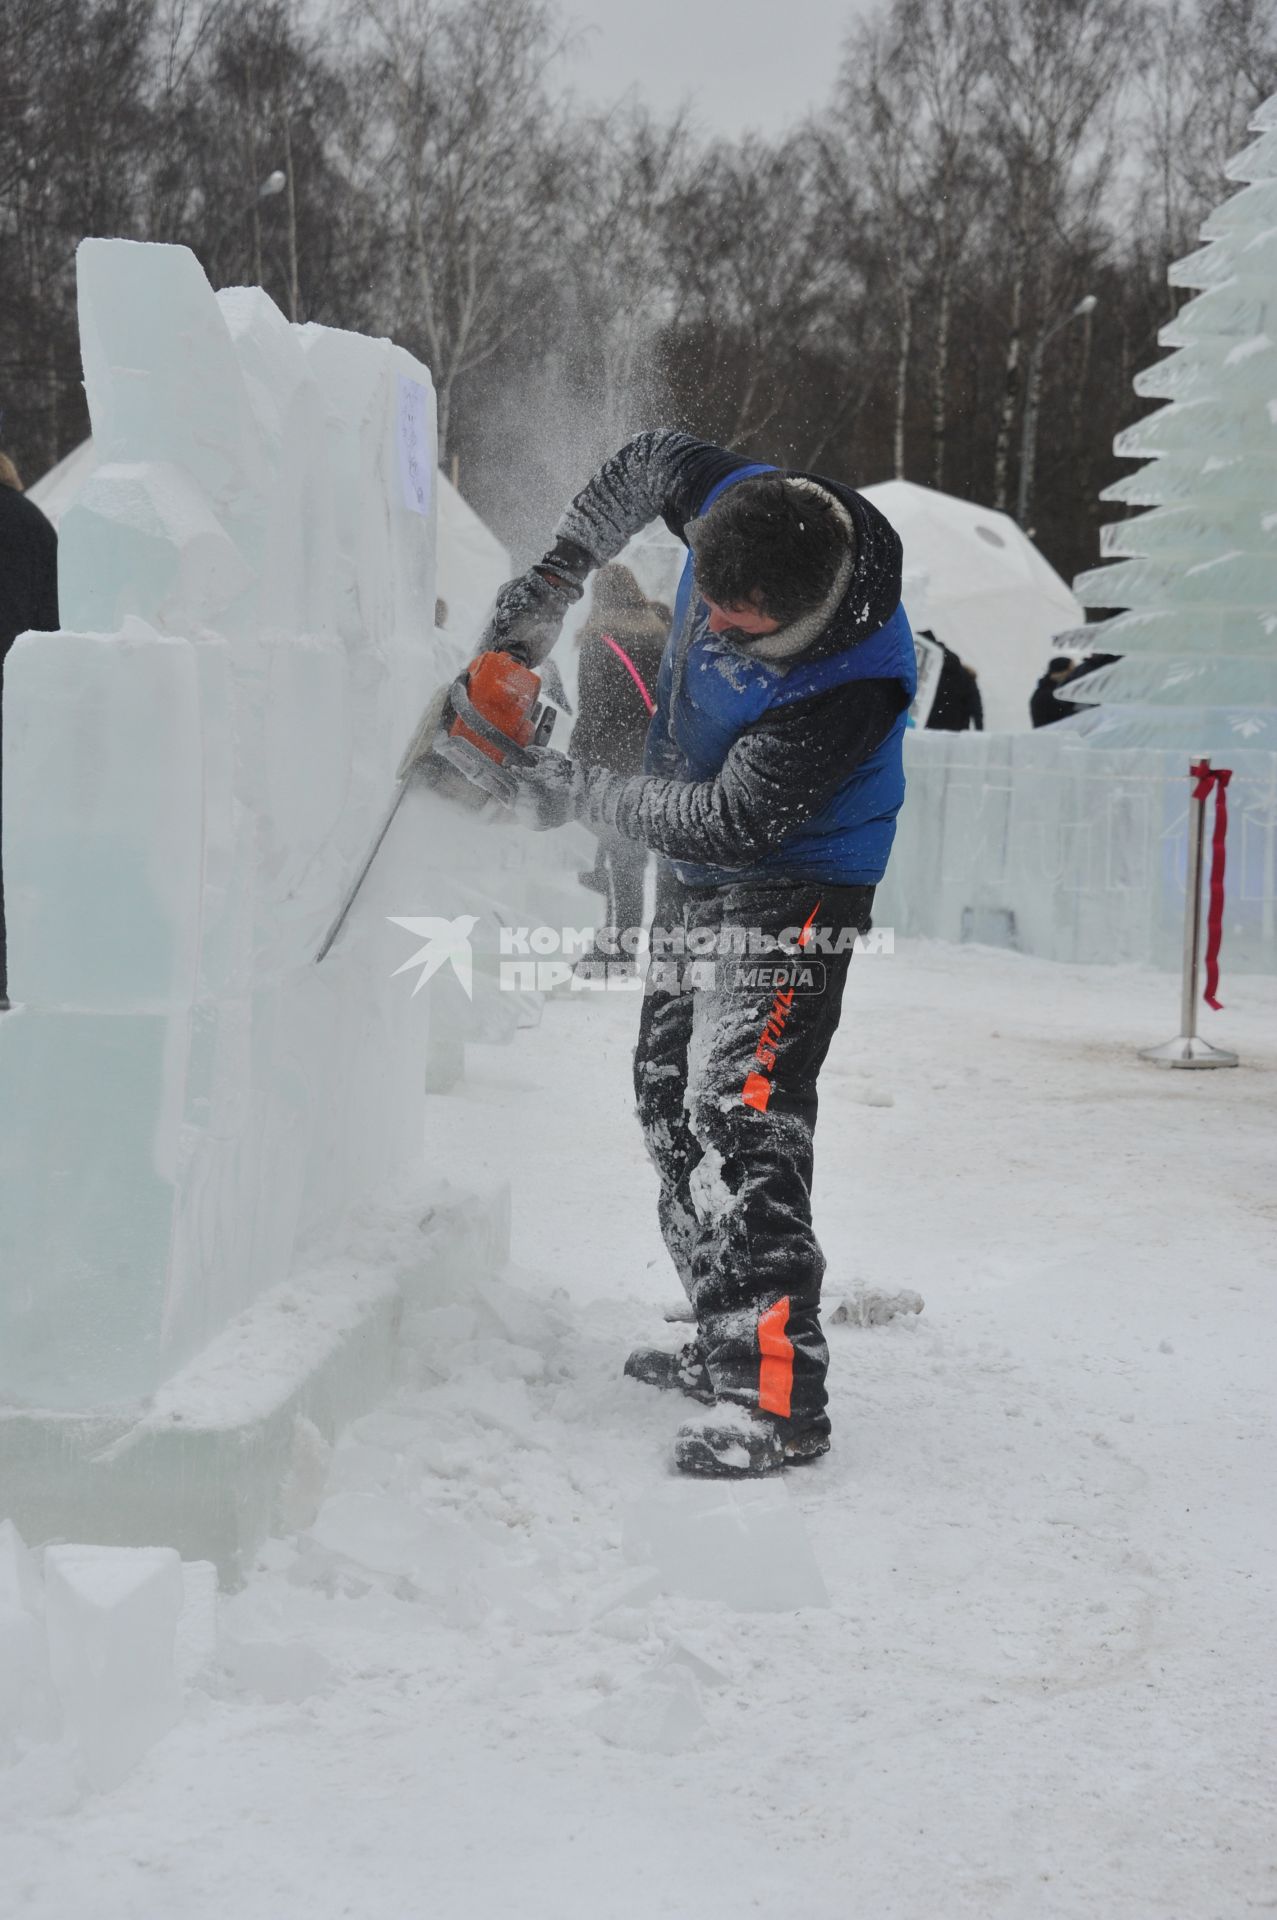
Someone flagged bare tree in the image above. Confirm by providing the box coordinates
[170,2,346,321]
[981,0,1141,512]
[1138,0,1277,283]
[0,0,156,467]
[909,0,988,488]
[350,0,572,460]
[0,0,1261,592]
[832,0,988,486]
[832,24,926,479]
[559,106,694,451]
[662,133,837,451]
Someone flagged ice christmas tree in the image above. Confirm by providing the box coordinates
[1067,91,1277,750]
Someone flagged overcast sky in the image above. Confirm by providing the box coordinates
[560,0,875,136]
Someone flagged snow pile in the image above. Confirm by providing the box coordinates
[0,961,1274,1912]
[1068,89,1277,750]
[0,239,443,1411]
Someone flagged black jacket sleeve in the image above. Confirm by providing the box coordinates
[483,432,748,669]
[546,431,753,575]
[578,677,906,868]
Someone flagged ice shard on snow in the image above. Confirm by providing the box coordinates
[1067,90,1277,751]
[44,1544,184,1791]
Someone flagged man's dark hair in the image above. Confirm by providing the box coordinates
[685,476,851,625]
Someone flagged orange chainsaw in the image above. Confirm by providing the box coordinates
[314,652,556,963]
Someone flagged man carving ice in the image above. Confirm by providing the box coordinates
[413,431,915,1475]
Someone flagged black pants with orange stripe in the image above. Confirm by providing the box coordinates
[633,870,875,1429]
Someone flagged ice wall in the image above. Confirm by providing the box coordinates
[1067,90,1277,751]
[0,241,442,1410]
[877,728,1277,971]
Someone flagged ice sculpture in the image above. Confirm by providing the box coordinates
[0,240,441,1410]
[1068,91,1277,750]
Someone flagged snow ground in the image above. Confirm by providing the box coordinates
[4,940,1275,1919]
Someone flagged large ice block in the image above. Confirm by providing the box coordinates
[0,1521,59,1759]
[2,623,207,1011]
[44,1544,183,1791]
[60,468,254,635]
[0,1010,184,1405]
[0,239,442,1411]
[0,1605,59,1761]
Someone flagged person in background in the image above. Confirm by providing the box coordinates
[0,452,59,1009]
[921,631,983,731]
[569,564,668,954]
[1031,652,1121,728]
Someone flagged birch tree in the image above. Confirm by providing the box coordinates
[980,0,1139,511]
[352,0,571,460]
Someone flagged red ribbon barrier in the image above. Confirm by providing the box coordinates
[1190,760,1232,1011]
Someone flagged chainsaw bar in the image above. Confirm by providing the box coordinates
[315,658,558,964]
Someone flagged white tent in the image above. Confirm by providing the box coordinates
[29,440,511,652]
[859,480,1083,733]
[612,519,688,611]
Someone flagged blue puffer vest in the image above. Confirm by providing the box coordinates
[643,465,917,887]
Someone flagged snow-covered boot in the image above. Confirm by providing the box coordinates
[673,1404,831,1477]
[623,1339,715,1404]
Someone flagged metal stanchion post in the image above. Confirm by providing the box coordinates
[1140,755,1237,1068]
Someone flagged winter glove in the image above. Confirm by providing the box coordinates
[476,540,592,666]
[453,744,599,829]
[501,746,586,831]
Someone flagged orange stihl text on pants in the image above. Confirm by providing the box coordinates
[739,900,821,1111]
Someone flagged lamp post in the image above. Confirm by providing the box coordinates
[1016,293,1097,530]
